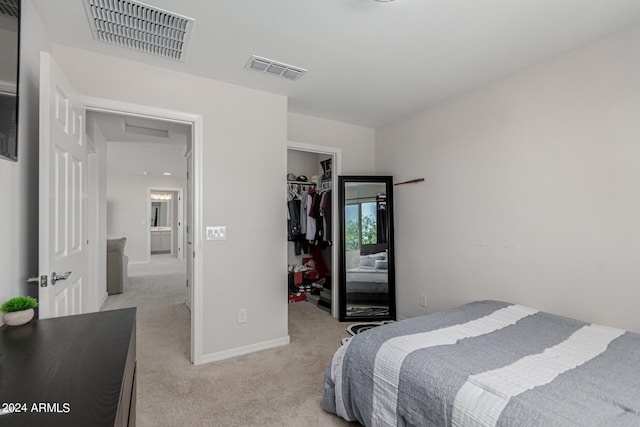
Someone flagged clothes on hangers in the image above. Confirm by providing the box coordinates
[287,181,332,253]
[305,188,318,241]
[287,182,314,255]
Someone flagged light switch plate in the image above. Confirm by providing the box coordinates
[206,226,227,240]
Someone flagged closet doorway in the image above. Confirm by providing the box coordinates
[287,141,341,318]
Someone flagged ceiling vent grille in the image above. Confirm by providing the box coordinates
[246,55,307,81]
[83,0,194,61]
[0,0,19,18]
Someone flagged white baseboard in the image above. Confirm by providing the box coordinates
[196,335,291,365]
[396,314,409,321]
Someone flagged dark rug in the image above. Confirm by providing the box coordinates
[341,320,395,345]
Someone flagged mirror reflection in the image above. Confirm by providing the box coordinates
[339,177,395,321]
[0,2,20,161]
[150,192,174,255]
[151,200,170,227]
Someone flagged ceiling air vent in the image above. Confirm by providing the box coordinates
[0,0,19,18]
[246,55,307,81]
[83,0,194,61]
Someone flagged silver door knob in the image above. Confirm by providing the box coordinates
[51,271,71,285]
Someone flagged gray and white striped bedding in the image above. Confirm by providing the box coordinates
[323,300,640,426]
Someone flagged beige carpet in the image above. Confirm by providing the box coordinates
[102,255,358,426]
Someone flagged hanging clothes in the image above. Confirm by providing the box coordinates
[288,182,316,255]
[376,193,388,243]
[320,189,332,245]
[287,199,301,239]
[305,189,317,241]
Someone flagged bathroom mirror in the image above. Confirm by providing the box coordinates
[151,200,169,227]
[338,176,395,321]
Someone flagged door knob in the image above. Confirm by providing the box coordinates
[51,271,71,285]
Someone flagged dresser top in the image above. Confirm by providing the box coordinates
[0,308,136,426]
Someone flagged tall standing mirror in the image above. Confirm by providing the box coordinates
[339,176,395,321]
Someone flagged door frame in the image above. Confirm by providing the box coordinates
[83,96,204,364]
[86,140,101,312]
[287,141,342,319]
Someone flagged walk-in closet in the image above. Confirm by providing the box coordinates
[287,149,334,313]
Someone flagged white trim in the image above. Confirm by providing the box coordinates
[82,95,203,365]
[198,336,291,365]
[191,115,204,365]
[86,145,100,313]
[287,141,342,319]
[83,97,197,124]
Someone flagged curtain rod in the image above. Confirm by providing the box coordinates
[394,178,425,186]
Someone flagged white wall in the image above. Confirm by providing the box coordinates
[107,172,185,263]
[288,112,375,174]
[376,25,640,332]
[287,149,319,180]
[0,0,49,319]
[49,44,288,359]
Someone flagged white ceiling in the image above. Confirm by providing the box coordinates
[33,0,640,128]
[90,111,189,177]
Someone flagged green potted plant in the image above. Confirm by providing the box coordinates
[1,296,38,326]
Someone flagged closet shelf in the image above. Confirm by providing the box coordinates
[287,180,316,186]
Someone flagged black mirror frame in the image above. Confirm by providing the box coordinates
[0,0,21,162]
[338,175,396,322]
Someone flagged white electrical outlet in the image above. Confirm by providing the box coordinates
[237,308,247,323]
[420,294,427,308]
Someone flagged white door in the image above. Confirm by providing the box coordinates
[38,52,87,319]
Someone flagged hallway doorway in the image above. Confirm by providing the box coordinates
[87,106,199,362]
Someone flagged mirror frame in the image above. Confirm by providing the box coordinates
[0,0,21,161]
[338,175,396,322]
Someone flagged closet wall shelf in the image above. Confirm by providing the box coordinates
[287,181,316,186]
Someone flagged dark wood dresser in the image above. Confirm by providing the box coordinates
[0,308,136,427]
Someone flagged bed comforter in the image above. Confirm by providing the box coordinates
[323,300,640,427]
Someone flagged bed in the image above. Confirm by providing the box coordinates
[323,300,640,426]
[346,251,389,304]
